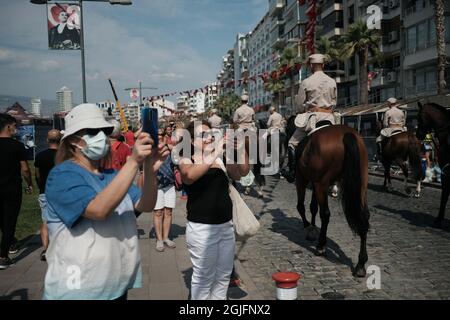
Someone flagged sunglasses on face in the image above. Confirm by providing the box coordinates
[85,128,106,136]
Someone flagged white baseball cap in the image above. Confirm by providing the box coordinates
[387,97,398,104]
[241,94,249,101]
[62,103,114,140]
[308,54,326,64]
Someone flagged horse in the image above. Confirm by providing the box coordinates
[417,102,450,229]
[287,123,370,277]
[379,131,423,197]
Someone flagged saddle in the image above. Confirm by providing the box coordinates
[390,129,404,137]
[307,120,333,136]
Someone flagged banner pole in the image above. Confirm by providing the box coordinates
[79,0,87,103]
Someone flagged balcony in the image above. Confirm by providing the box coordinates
[270,0,285,17]
[271,37,286,49]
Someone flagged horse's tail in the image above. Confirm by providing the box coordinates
[407,132,423,182]
[342,132,370,236]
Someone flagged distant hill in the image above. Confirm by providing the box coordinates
[0,95,58,117]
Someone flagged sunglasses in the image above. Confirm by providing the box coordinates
[85,128,106,136]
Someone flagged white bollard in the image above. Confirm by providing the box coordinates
[272,272,302,300]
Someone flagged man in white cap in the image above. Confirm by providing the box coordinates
[233,94,255,131]
[208,109,222,129]
[376,97,406,157]
[282,53,337,183]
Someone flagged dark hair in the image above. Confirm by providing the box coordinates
[0,113,17,132]
[186,120,210,140]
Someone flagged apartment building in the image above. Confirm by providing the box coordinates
[205,82,219,110]
[247,12,273,108]
[234,33,249,98]
[317,0,450,107]
[217,49,235,96]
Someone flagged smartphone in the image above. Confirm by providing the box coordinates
[141,107,158,148]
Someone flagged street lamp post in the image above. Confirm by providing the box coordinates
[30,0,132,103]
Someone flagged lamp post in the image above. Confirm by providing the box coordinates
[30,0,132,103]
[124,82,158,106]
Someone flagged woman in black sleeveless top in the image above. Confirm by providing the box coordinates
[179,121,249,300]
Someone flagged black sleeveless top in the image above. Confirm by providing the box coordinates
[184,168,232,225]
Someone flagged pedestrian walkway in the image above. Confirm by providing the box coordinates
[0,197,263,300]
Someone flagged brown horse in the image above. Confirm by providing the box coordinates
[417,102,450,229]
[293,125,370,277]
[380,132,423,197]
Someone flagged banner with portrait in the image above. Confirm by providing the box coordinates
[16,125,36,161]
[47,3,81,50]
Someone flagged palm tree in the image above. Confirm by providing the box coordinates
[264,76,284,110]
[340,19,382,107]
[316,36,341,63]
[279,47,302,111]
[434,0,447,94]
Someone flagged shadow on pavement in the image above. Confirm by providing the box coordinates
[368,182,410,199]
[268,208,355,271]
[149,224,186,240]
[0,289,28,300]
[374,204,450,233]
[11,235,41,265]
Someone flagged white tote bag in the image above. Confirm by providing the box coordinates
[217,159,260,238]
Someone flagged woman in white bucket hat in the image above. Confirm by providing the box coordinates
[43,103,169,300]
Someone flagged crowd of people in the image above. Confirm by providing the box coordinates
[0,55,446,300]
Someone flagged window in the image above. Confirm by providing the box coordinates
[429,19,436,45]
[349,5,354,24]
[407,25,417,53]
[417,21,427,50]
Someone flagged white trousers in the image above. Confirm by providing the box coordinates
[186,221,235,300]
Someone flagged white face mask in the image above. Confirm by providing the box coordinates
[73,131,109,161]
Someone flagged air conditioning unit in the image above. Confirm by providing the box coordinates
[388,30,399,43]
[387,72,397,82]
[389,0,399,9]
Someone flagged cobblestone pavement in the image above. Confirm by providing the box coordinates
[236,175,450,300]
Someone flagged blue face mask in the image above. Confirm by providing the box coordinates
[74,131,110,161]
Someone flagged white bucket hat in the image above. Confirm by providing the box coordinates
[62,103,114,140]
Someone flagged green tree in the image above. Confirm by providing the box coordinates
[279,47,302,110]
[213,93,241,122]
[434,0,447,94]
[340,19,382,106]
[316,36,341,62]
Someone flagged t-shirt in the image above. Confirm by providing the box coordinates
[109,140,131,171]
[157,155,175,189]
[45,161,141,228]
[124,131,135,147]
[0,137,27,188]
[34,148,57,194]
[184,168,232,225]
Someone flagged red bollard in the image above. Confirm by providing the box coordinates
[272,272,302,300]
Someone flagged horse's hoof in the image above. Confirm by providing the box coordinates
[257,191,264,198]
[414,192,421,198]
[315,247,327,257]
[431,219,443,229]
[353,266,366,278]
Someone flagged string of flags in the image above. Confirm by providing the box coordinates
[142,63,302,104]
[298,0,316,55]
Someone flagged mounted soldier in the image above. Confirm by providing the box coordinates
[282,53,337,183]
[233,94,256,132]
[208,108,222,129]
[376,97,407,158]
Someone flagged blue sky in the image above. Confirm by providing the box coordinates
[0,0,267,104]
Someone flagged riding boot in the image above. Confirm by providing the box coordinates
[282,147,296,183]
